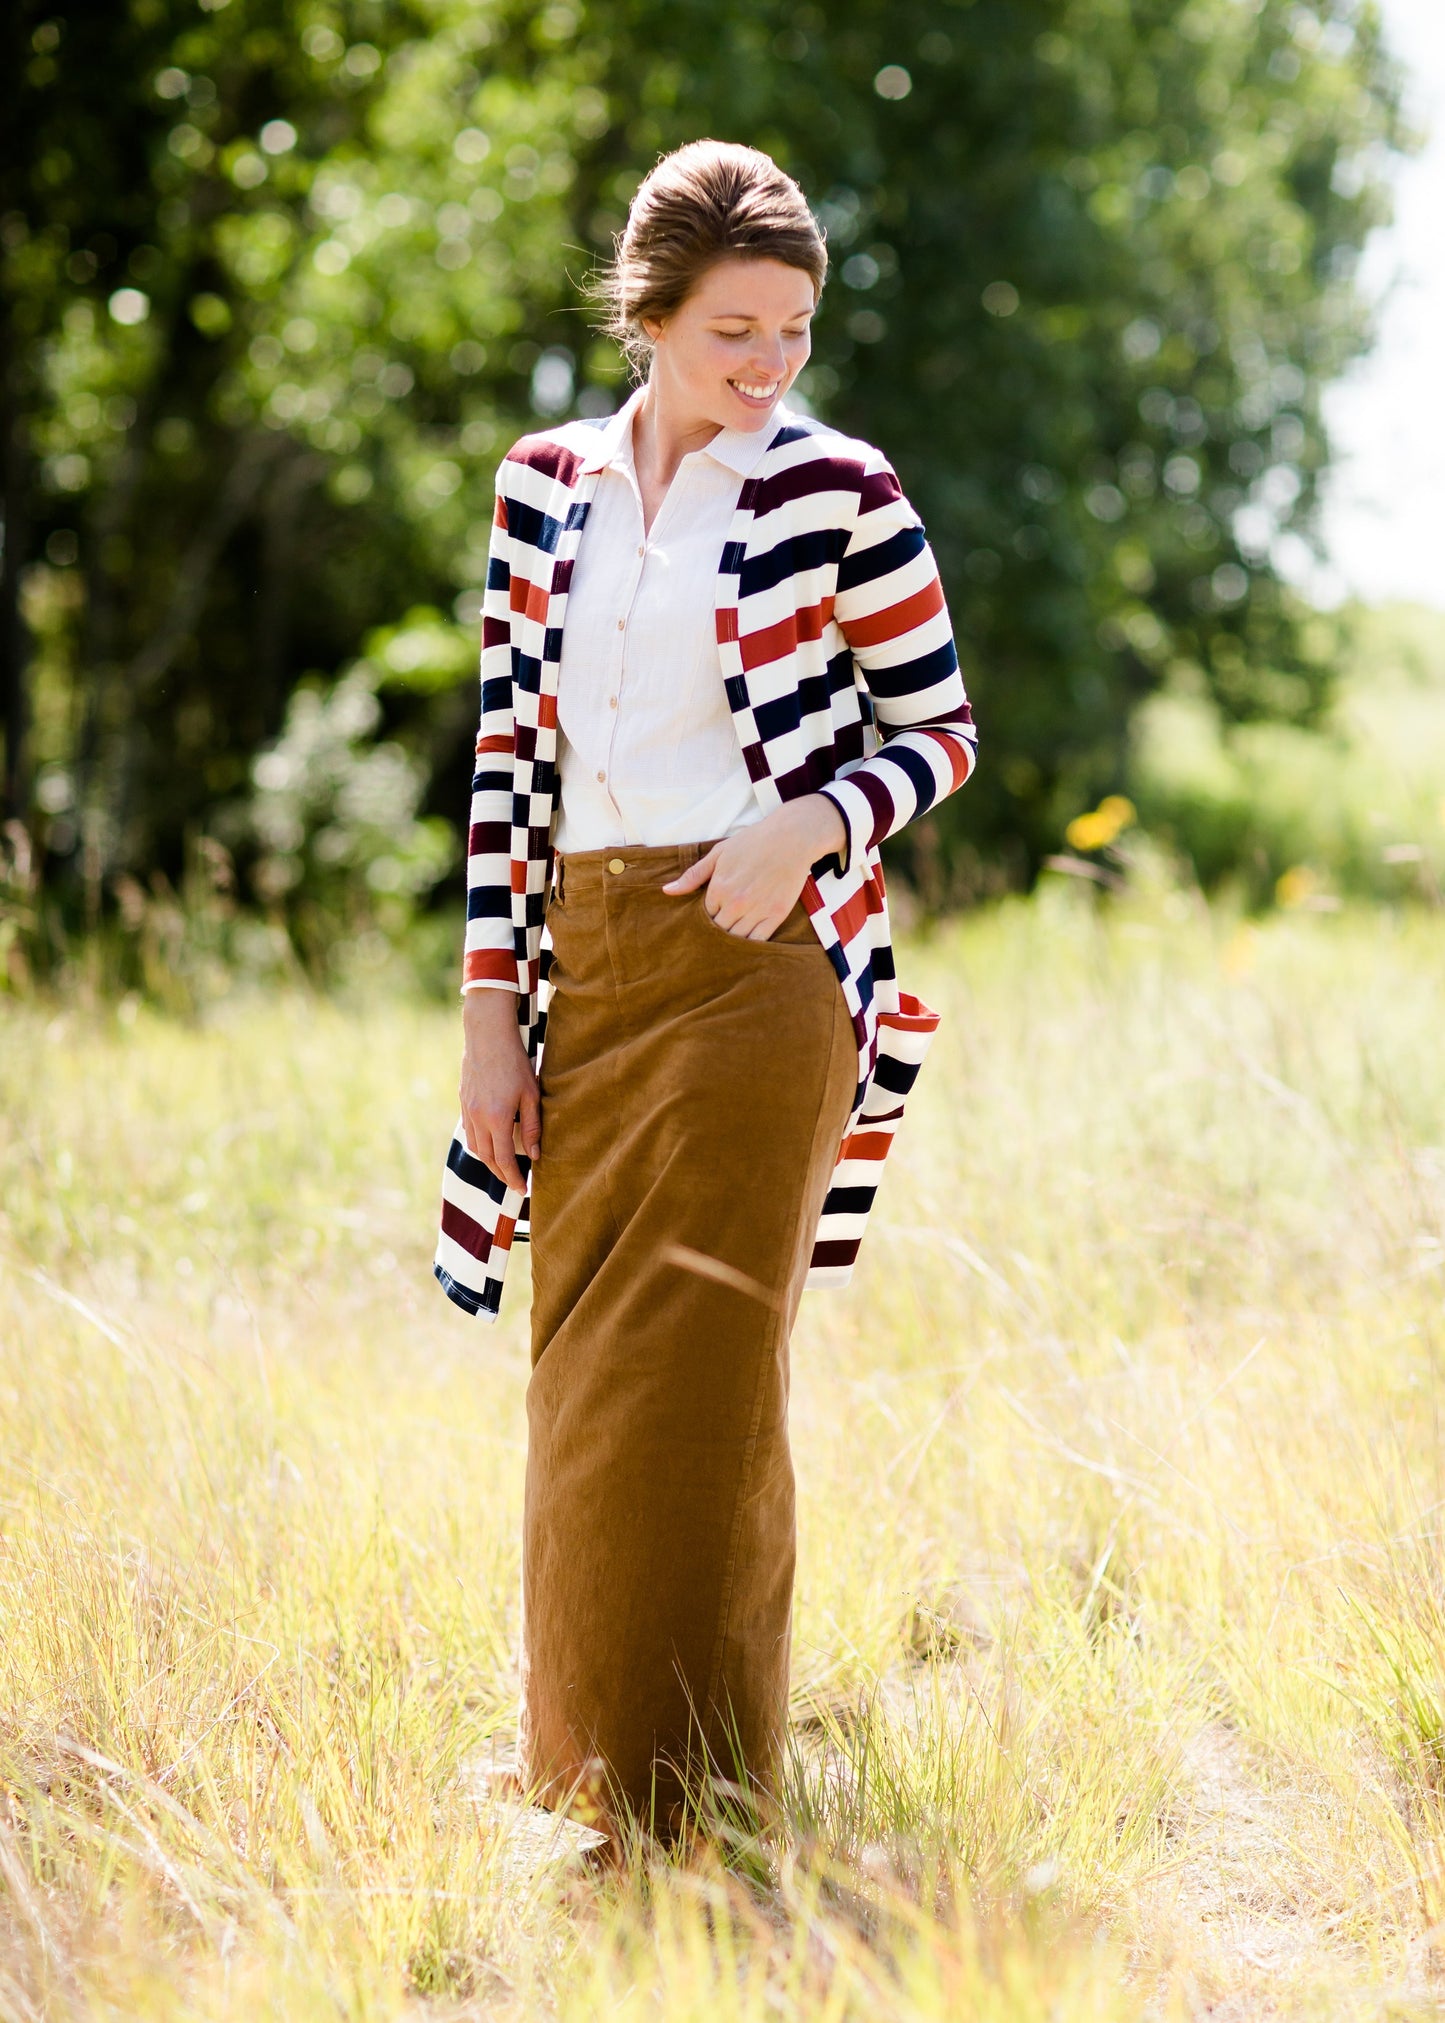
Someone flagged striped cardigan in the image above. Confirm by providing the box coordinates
[435,403,976,1319]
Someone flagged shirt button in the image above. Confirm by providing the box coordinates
[608,696,618,709]
[637,544,645,557]
[595,770,605,783]
[616,616,625,631]
[607,858,625,875]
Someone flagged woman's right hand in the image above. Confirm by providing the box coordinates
[459,990,540,1194]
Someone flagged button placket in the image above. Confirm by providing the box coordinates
[599,487,645,822]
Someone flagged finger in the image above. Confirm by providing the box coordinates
[715,897,760,936]
[662,845,720,894]
[517,1083,542,1162]
[491,1124,526,1196]
[467,1119,505,1184]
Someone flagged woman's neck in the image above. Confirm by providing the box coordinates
[630,380,722,498]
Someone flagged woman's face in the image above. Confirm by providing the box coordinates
[644,255,817,433]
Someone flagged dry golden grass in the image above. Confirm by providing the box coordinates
[3,883,1445,2019]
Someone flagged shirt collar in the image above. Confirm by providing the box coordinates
[579,385,793,479]
[580,385,646,473]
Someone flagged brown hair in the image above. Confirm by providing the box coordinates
[597,140,827,373]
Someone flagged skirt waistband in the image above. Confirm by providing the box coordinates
[553,841,718,903]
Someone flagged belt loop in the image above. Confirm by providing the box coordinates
[555,854,566,905]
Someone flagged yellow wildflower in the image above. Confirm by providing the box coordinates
[1275,864,1316,909]
[1064,795,1136,853]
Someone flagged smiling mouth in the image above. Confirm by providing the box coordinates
[729,378,781,402]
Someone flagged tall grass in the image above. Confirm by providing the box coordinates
[2,885,1444,2017]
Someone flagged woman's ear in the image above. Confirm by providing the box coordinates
[641,316,664,344]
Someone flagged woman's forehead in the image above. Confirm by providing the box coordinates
[688,256,818,317]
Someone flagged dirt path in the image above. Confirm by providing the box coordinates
[1146,1723,1437,2019]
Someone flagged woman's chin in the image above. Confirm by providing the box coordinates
[723,391,782,430]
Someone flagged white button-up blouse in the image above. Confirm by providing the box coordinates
[553,386,765,855]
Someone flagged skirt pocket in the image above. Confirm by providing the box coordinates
[694,892,821,953]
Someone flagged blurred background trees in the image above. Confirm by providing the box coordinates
[0,0,1416,983]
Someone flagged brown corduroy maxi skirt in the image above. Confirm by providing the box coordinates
[521,842,856,1833]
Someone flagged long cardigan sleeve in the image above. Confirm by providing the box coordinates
[461,468,522,993]
[818,452,976,875]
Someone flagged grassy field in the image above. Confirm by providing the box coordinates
[3,885,1445,2019]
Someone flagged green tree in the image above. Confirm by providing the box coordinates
[575,0,1404,889]
[2,0,598,913]
[2,0,1407,948]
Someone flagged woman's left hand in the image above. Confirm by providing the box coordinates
[661,793,848,940]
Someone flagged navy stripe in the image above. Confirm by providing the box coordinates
[837,523,924,594]
[753,670,839,744]
[505,497,568,554]
[471,766,511,794]
[738,528,847,599]
[467,887,511,920]
[434,1263,500,1317]
[446,1133,507,1198]
[821,1185,877,1218]
[862,638,960,701]
[753,690,802,743]
[827,644,860,695]
[480,675,513,713]
[794,669,837,723]
[486,555,511,591]
[876,737,941,816]
[872,1051,920,1096]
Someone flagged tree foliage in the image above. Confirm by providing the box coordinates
[0,0,1405,939]
[573,0,1404,888]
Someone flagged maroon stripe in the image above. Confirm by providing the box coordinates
[847,768,897,850]
[745,457,869,518]
[809,1238,862,1269]
[482,616,509,648]
[507,437,587,485]
[468,820,510,855]
[441,1198,493,1262]
[771,750,854,801]
[856,466,904,515]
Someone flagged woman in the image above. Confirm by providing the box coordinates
[434,141,976,1841]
